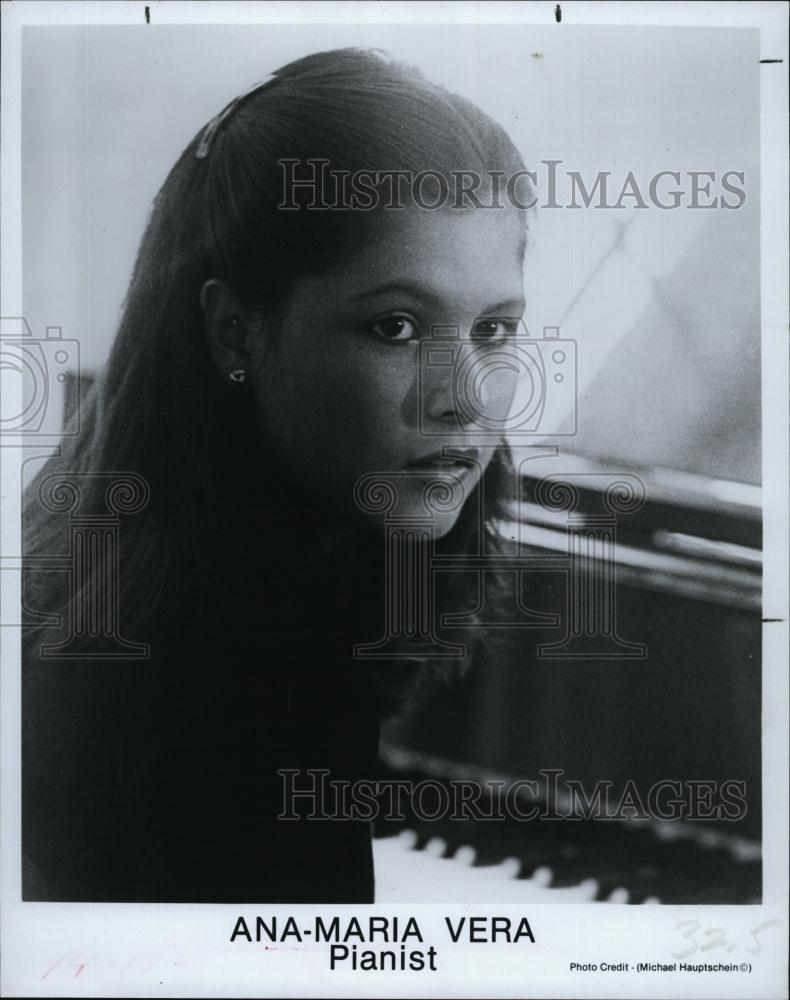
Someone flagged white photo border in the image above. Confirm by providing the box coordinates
[1,3,787,999]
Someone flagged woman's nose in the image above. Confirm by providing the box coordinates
[420,336,519,433]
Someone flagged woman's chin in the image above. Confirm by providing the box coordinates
[353,506,462,538]
[430,510,463,539]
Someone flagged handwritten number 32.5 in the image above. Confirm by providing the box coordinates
[672,919,780,959]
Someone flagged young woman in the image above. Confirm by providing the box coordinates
[22,47,530,902]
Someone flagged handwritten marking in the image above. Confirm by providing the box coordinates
[673,919,781,959]
[40,953,69,981]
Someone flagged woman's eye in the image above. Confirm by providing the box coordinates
[369,315,419,342]
[472,318,519,342]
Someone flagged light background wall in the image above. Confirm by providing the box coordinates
[21,23,760,482]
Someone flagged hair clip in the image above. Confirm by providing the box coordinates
[195,74,278,160]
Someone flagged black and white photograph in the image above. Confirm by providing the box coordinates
[1,1,787,998]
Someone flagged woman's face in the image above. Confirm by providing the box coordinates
[250,206,526,536]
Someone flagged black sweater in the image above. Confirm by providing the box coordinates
[22,519,386,903]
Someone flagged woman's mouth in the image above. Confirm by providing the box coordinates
[405,448,480,471]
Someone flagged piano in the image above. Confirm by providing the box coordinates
[374,453,762,904]
[372,746,761,904]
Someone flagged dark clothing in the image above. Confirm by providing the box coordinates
[22,514,386,903]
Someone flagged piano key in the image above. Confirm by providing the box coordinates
[372,763,761,904]
[577,878,600,900]
[530,866,553,887]
[396,828,418,849]
[373,834,625,903]
[453,844,476,865]
[497,857,522,878]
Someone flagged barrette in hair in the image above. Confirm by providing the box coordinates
[195,74,278,160]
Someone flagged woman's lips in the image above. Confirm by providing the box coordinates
[405,448,480,470]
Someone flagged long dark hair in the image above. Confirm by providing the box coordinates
[22,48,529,687]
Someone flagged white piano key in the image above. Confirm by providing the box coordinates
[453,844,477,866]
[396,829,418,849]
[607,886,630,903]
[373,836,637,904]
[497,856,522,879]
[531,865,553,887]
[577,877,600,900]
[425,837,447,857]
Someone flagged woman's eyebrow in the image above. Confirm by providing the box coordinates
[350,281,442,304]
[351,281,526,315]
[482,297,527,315]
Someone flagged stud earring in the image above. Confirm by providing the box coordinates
[229,369,247,384]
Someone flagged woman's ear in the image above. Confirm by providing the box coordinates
[200,279,263,388]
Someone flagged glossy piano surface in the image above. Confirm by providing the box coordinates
[378,458,762,903]
[372,757,761,905]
